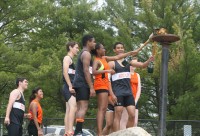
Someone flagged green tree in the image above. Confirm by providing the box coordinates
[1,0,200,125]
[0,0,117,118]
[103,0,200,122]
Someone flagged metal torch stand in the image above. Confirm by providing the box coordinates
[159,44,169,136]
[152,34,180,136]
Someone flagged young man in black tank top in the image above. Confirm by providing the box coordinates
[62,42,79,136]
[4,77,28,136]
[109,42,154,132]
[73,35,96,135]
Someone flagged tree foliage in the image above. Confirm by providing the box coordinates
[0,0,200,123]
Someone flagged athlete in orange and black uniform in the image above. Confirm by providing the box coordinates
[28,87,43,136]
[130,65,141,126]
[93,51,115,136]
[130,67,140,109]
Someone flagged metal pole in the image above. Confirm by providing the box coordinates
[158,44,169,136]
[152,33,180,136]
[0,118,2,136]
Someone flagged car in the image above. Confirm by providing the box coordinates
[43,125,95,136]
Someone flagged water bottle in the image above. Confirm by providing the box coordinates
[122,56,132,66]
[147,61,154,73]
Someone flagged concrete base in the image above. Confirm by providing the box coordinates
[109,127,152,136]
[44,134,59,136]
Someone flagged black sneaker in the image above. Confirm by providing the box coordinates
[74,131,83,136]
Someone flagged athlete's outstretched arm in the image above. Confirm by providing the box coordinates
[104,51,133,62]
[105,39,150,62]
[130,56,154,68]
[130,39,150,56]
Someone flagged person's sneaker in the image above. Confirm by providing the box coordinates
[74,131,83,136]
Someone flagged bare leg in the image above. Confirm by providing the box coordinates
[126,105,135,128]
[134,109,139,126]
[97,93,108,136]
[64,102,70,133]
[75,100,89,134]
[113,106,123,132]
[120,108,128,130]
[102,111,114,135]
[67,96,77,133]
[76,100,88,120]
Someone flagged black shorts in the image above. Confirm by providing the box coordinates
[96,89,109,94]
[106,104,114,112]
[115,95,135,107]
[6,123,23,136]
[28,120,41,136]
[135,102,138,109]
[62,83,75,102]
[75,87,90,101]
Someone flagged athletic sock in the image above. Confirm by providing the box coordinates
[74,118,84,134]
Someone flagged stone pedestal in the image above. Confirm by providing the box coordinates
[109,127,152,136]
[45,134,59,136]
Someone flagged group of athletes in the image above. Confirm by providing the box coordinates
[62,35,154,136]
[4,34,154,136]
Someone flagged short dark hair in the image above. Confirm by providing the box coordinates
[16,77,27,87]
[82,35,94,47]
[113,42,125,49]
[66,41,78,52]
[91,43,102,56]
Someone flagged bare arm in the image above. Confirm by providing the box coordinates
[63,56,75,93]
[82,51,95,96]
[108,61,115,70]
[24,113,31,118]
[107,61,117,103]
[105,40,150,62]
[130,39,150,56]
[135,73,141,104]
[130,56,154,68]
[4,90,20,125]
[104,51,132,62]
[108,81,117,104]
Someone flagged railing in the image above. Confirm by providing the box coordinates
[0,117,200,136]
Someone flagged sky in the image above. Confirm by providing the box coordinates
[98,0,104,5]
[97,0,105,8]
